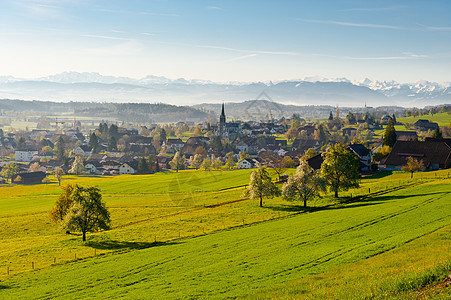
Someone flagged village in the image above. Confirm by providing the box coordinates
[0,104,450,184]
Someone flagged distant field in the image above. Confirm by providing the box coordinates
[398,112,451,127]
[0,169,450,298]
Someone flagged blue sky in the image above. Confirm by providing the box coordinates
[0,0,450,83]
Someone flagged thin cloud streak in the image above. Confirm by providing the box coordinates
[80,34,130,41]
[227,54,258,62]
[341,6,404,12]
[300,19,402,30]
[422,25,451,31]
[194,44,299,56]
[96,8,179,17]
[344,52,428,60]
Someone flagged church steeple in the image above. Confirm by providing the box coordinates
[219,103,226,138]
[220,103,226,124]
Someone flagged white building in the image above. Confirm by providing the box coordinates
[119,162,138,175]
[238,158,260,169]
[15,150,38,162]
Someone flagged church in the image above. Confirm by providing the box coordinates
[215,103,241,141]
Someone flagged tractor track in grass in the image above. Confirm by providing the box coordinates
[113,197,251,229]
[263,190,450,278]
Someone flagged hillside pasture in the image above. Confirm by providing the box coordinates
[0,170,450,298]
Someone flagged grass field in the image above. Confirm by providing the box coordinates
[397,112,451,127]
[0,169,450,298]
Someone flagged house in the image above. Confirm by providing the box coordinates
[396,131,418,141]
[11,171,47,184]
[238,158,260,169]
[85,161,102,175]
[414,119,439,133]
[15,150,38,162]
[119,161,139,175]
[186,136,210,145]
[298,125,316,136]
[347,143,372,172]
[291,139,320,153]
[165,138,184,153]
[306,154,324,170]
[236,140,250,153]
[74,145,92,157]
[380,139,451,171]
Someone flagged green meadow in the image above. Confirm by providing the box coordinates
[0,169,450,299]
[397,112,451,127]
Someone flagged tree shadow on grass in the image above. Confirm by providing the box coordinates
[266,201,384,213]
[339,191,444,205]
[363,171,393,180]
[85,240,179,251]
[0,284,10,290]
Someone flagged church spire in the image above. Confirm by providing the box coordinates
[220,102,226,124]
[219,102,226,138]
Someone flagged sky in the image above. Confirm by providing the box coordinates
[0,0,450,83]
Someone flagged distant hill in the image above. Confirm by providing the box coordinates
[0,99,212,123]
[1,72,450,107]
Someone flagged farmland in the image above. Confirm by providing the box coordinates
[0,169,450,298]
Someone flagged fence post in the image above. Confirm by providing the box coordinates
[7,266,9,275]
[54,257,56,264]
[32,262,34,269]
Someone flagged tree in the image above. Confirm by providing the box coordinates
[159,128,167,143]
[55,136,66,160]
[88,133,100,154]
[55,167,64,186]
[328,111,334,121]
[239,151,250,161]
[138,157,150,174]
[49,184,75,224]
[211,155,223,170]
[193,146,207,159]
[301,148,317,162]
[281,157,296,168]
[383,117,397,147]
[259,150,285,180]
[191,154,203,169]
[61,185,110,241]
[212,136,223,152]
[193,126,202,137]
[29,162,41,172]
[224,152,237,170]
[431,128,443,139]
[320,144,360,198]
[200,157,212,171]
[285,127,298,141]
[372,145,391,162]
[107,136,117,151]
[169,151,186,172]
[17,136,26,150]
[243,167,280,207]
[402,156,425,178]
[0,162,18,183]
[282,160,326,207]
[108,124,119,139]
[69,155,85,175]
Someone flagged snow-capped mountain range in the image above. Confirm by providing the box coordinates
[0,72,449,107]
